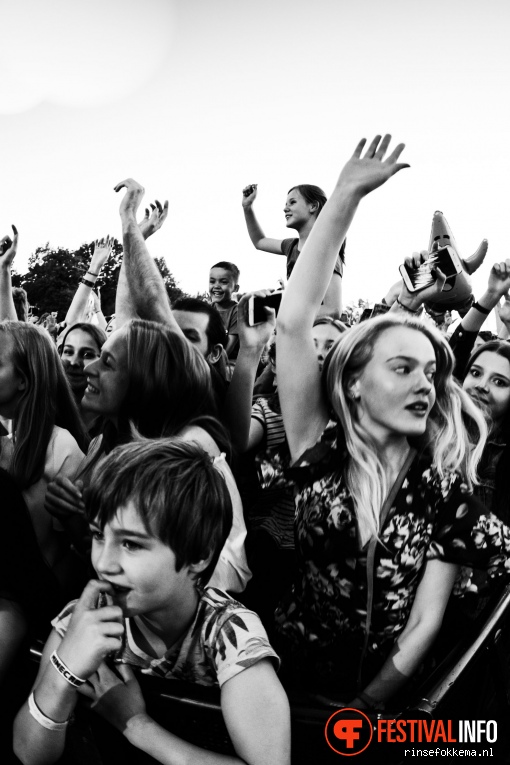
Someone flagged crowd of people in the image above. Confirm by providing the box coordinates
[1,135,510,764]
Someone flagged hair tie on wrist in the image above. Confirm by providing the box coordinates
[81,277,95,288]
[356,690,383,711]
[28,692,69,731]
[50,651,86,688]
[87,270,99,277]
[473,301,490,315]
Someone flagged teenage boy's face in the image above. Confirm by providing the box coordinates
[209,268,236,304]
[90,501,193,620]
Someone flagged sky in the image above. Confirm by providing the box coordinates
[0,0,508,326]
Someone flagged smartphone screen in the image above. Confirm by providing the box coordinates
[401,246,458,291]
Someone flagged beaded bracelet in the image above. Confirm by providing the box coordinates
[28,692,69,731]
[472,301,490,315]
[81,277,95,288]
[50,651,86,689]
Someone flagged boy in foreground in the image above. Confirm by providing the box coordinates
[14,439,290,765]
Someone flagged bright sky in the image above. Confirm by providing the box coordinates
[0,0,507,328]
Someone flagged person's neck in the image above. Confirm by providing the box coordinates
[296,217,316,249]
[377,436,412,484]
[139,586,200,650]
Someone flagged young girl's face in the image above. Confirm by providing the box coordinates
[351,326,437,445]
[283,188,314,230]
[0,335,25,418]
[61,328,101,394]
[463,351,510,426]
[81,330,129,417]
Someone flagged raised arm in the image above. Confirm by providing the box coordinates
[277,135,409,461]
[242,184,284,255]
[223,291,276,452]
[114,180,183,334]
[0,226,19,321]
[64,237,113,327]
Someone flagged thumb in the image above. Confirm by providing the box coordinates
[433,267,447,293]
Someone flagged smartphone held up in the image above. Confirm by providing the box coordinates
[399,245,462,293]
[247,291,283,325]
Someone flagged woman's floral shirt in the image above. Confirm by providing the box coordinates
[274,422,510,677]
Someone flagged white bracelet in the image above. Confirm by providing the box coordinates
[28,692,69,731]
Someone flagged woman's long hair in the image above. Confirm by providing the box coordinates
[83,320,229,474]
[463,340,510,521]
[0,322,88,489]
[323,314,487,545]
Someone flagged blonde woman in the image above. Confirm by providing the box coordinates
[275,135,509,709]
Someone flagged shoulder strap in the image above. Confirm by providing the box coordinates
[357,447,417,690]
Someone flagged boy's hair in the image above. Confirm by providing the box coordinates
[211,261,240,284]
[85,438,233,586]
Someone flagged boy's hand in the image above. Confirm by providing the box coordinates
[336,134,409,199]
[0,225,18,270]
[241,183,257,208]
[237,290,276,352]
[79,662,147,734]
[138,199,169,240]
[114,178,145,221]
[57,580,125,680]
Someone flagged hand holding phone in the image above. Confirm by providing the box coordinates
[248,290,283,325]
[399,245,461,293]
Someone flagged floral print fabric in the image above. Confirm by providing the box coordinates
[52,587,279,688]
[275,421,510,684]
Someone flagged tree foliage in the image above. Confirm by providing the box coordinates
[18,243,186,320]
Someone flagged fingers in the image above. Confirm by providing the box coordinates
[364,135,382,158]
[114,178,145,195]
[432,267,447,293]
[117,663,135,682]
[76,579,116,611]
[386,142,407,164]
[375,134,392,160]
[352,138,367,158]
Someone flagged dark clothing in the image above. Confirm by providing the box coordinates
[281,238,343,281]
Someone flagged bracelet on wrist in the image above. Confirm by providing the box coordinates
[396,297,421,314]
[28,692,69,731]
[87,270,99,277]
[472,300,490,316]
[81,277,95,288]
[50,650,86,689]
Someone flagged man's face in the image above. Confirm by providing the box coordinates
[173,310,210,357]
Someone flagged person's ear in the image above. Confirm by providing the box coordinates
[234,283,240,293]
[206,343,223,365]
[189,555,212,577]
[347,379,360,401]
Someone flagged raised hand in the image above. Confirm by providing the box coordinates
[487,259,510,299]
[114,178,145,220]
[336,135,409,198]
[237,290,276,352]
[0,225,18,269]
[91,236,115,271]
[242,183,258,208]
[78,662,146,732]
[138,199,169,240]
[497,293,510,328]
[57,580,124,681]
[397,248,447,311]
